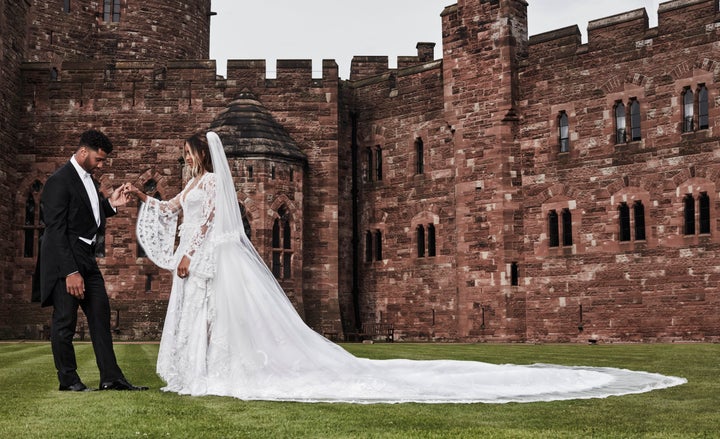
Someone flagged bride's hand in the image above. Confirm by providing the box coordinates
[126,184,148,203]
[176,255,190,279]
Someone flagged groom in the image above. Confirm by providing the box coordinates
[39,129,147,392]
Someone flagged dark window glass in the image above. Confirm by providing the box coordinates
[559,111,569,152]
[634,201,646,241]
[428,224,436,257]
[683,89,695,132]
[365,148,373,182]
[272,219,280,248]
[104,0,120,22]
[699,192,711,234]
[417,225,425,257]
[283,253,292,279]
[684,194,695,235]
[510,262,519,286]
[375,147,383,181]
[63,0,71,13]
[271,164,276,180]
[365,231,373,262]
[415,138,424,174]
[375,230,382,261]
[630,99,642,141]
[548,210,559,247]
[272,251,281,278]
[562,208,573,246]
[615,102,626,144]
[283,218,291,249]
[619,202,631,242]
[698,85,709,130]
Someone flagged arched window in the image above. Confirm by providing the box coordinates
[23,181,44,258]
[618,202,631,242]
[562,208,573,246]
[415,138,424,174]
[417,225,425,257]
[683,88,695,133]
[630,99,642,141]
[374,230,383,261]
[699,192,711,234]
[365,231,373,262]
[548,210,559,247]
[615,102,626,144]
[427,224,436,257]
[558,111,570,152]
[271,206,293,279]
[698,85,709,130]
[103,0,121,22]
[634,201,646,241]
[684,194,695,235]
[510,262,519,286]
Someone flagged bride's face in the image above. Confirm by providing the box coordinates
[183,142,195,168]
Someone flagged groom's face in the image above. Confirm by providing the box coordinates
[76,146,108,174]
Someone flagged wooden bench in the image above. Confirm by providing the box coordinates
[356,322,395,342]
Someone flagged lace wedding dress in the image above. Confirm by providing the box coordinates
[136,132,686,403]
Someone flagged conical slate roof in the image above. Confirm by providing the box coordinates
[209,91,307,163]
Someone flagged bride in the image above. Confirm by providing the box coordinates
[130,131,685,403]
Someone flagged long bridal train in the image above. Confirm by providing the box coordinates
[137,131,686,403]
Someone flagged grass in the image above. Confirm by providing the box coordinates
[0,342,717,438]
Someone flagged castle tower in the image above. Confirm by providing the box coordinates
[441,0,529,339]
[26,0,212,67]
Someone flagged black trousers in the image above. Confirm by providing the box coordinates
[50,240,123,387]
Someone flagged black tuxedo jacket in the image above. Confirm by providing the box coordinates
[36,161,116,307]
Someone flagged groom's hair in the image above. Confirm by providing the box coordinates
[78,129,113,154]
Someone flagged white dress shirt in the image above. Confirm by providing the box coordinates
[70,155,100,244]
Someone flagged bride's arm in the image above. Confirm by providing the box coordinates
[182,174,216,262]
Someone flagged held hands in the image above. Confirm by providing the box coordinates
[109,182,133,208]
[124,184,148,203]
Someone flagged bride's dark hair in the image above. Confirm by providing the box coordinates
[185,132,214,176]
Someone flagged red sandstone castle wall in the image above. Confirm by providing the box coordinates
[520,0,720,342]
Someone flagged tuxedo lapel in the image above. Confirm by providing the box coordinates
[65,162,95,221]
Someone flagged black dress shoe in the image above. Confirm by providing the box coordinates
[99,378,148,391]
[59,382,93,392]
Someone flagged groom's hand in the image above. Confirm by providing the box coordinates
[65,273,85,299]
[109,183,131,207]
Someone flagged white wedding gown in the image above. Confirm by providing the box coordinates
[136,132,686,403]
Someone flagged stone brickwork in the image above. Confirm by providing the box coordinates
[1,0,719,343]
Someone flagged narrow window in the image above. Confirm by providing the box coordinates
[618,202,631,241]
[271,164,276,180]
[239,203,252,241]
[683,88,695,133]
[375,147,383,181]
[364,148,373,182]
[510,262,519,286]
[365,231,373,262]
[634,201,646,241]
[272,218,281,278]
[247,165,253,179]
[630,99,641,141]
[558,111,569,152]
[615,102,626,144]
[63,0,71,13]
[415,138,424,174]
[698,85,709,130]
[374,230,383,261]
[417,225,425,257]
[104,0,121,22]
[24,191,36,258]
[684,194,695,235]
[427,224,436,257]
[548,210,559,247]
[562,208,573,246]
[699,192,711,234]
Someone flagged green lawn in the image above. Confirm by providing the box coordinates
[0,342,716,438]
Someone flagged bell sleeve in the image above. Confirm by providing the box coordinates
[136,192,183,271]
